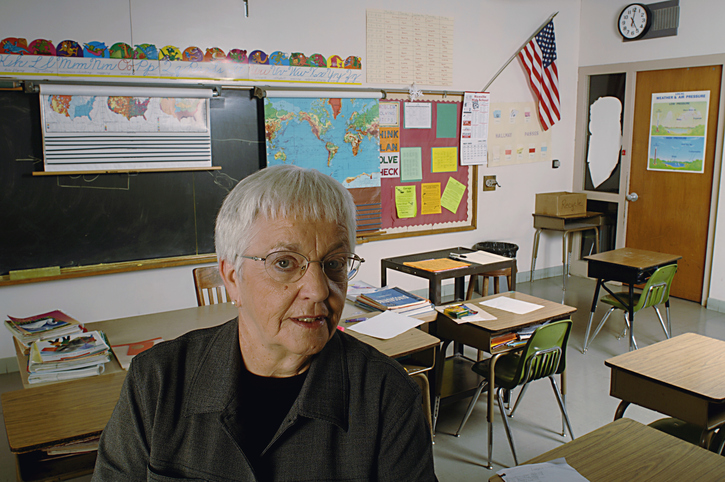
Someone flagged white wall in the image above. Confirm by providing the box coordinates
[0,0,584,361]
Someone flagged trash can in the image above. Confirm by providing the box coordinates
[470,241,519,296]
[473,241,519,259]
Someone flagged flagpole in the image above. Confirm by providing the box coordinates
[481,11,559,92]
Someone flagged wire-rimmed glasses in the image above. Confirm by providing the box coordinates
[239,251,365,283]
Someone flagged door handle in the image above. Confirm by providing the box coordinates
[626,192,639,202]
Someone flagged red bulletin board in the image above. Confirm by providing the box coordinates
[380,99,474,230]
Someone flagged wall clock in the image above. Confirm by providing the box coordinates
[618,3,652,41]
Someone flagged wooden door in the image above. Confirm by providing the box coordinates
[627,66,721,302]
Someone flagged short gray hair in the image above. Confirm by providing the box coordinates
[215,165,357,271]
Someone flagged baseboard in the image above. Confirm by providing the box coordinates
[706,297,725,313]
[0,356,19,374]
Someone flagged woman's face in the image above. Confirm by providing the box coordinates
[224,215,348,372]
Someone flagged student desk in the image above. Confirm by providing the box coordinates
[531,211,604,295]
[2,302,439,481]
[605,333,725,448]
[488,418,725,482]
[584,247,681,351]
[430,291,576,469]
[380,247,517,306]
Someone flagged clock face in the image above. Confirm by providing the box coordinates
[618,4,650,40]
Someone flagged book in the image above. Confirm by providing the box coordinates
[30,330,110,363]
[4,310,85,353]
[357,286,432,312]
[28,364,106,384]
[111,337,164,370]
[346,280,380,303]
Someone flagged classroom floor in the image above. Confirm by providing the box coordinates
[1,274,724,481]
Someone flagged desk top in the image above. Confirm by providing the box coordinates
[433,292,576,354]
[605,332,725,403]
[585,247,681,270]
[381,246,515,276]
[448,292,576,335]
[488,418,725,481]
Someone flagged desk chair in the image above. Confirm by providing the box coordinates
[583,263,677,352]
[192,266,231,306]
[455,319,574,466]
[649,417,725,455]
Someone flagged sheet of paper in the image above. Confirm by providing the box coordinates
[498,458,589,482]
[460,91,490,165]
[404,102,432,129]
[431,147,458,173]
[451,250,512,265]
[441,177,466,213]
[437,103,458,138]
[347,310,426,339]
[421,182,441,215]
[480,297,544,315]
[395,185,417,218]
[400,147,423,182]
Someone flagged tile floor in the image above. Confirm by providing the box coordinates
[1,274,724,481]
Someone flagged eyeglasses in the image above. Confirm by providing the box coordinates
[239,251,365,284]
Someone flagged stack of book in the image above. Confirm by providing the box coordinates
[4,310,85,354]
[27,330,111,384]
[355,286,435,317]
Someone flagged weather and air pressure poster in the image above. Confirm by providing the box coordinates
[648,91,709,173]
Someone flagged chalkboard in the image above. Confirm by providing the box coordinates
[0,87,264,279]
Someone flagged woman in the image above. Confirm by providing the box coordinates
[93,165,436,481]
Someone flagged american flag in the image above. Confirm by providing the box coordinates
[518,21,560,131]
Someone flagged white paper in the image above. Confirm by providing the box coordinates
[480,297,544,315]
[450,250,511,265]
[498,457,589,482]
[404,102,432,129]
[460,92,490,165]
[347,310,426,339]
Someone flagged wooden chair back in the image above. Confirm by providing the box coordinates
[193,266,231,306]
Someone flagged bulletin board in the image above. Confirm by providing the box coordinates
[365,94,476,242]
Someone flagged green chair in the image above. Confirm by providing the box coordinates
[454,319,575,467]
[583,263,677,352]
[648,417,725,455]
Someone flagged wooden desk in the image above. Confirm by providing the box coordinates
[531,211,604,296]
[381,247,517,306]
[488,418,725,482]
[584,247,681,351]
[605,333,725,447]
[2,302,439,480]
[431,291,576,468]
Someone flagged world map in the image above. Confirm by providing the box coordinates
[44,95,208,133]
[264,97,380,188]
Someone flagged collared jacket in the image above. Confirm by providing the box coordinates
[92,319,437,481]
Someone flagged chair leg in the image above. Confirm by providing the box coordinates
[496,388,519,466]
[454,381,487,437]
[653,306,670,339]
[666,299,672,338]
[549,377,575,440]
[617,313,639,350]
[508,383,530,418]
[583,307,616,353]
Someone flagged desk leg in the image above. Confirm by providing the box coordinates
[381,266,388,288]
[531,229,542,281]
[454,276,465,301]
[431,339,451,432]
[628,285,636,351]
[561,231,569,293]
[509,259,517,291]
[430,279,442,307]
[614,400,630,420]
[486,353,501,470]
[582,279,603,353]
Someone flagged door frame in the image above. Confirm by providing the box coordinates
[571,54,725,304]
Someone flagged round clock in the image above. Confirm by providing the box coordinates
[618,3,652,40]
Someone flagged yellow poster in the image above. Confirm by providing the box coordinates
[421,182,441,215]
[441,177,466,213]
[431,147,458,172]
[394,185,417,218]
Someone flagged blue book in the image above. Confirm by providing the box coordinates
[358,287,430,311]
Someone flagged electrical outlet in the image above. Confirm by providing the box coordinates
[483,175,497,191]
[552,159,560,169]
